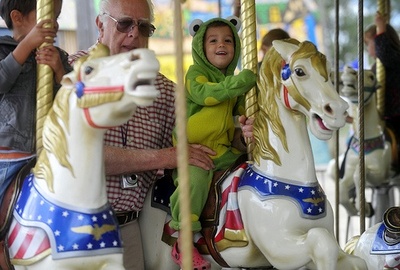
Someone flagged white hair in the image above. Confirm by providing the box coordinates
[99,0,154,22]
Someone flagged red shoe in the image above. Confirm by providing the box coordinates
[171,241,211,270]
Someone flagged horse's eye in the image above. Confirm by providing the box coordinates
[294,68,306,77]
[84,66,94,75]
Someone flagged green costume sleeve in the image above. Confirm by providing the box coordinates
[185,67,256,106]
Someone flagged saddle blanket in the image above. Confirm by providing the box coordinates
[371,223,400,254]
[8,174,122,263]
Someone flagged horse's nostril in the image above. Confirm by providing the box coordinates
[324,104,333,115]
[130,54,140,61]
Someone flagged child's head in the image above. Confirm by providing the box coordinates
[260,28,290,56]
[189,16,241,75]
[0,0,36,30]
[0,0,62,30]
[203,21,235,73]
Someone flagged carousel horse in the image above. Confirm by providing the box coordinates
[345,206,400,270]
[0,44,160,269]
[139,39,367,270]
[325,65,396,224]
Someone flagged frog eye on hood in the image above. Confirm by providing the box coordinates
[189,19,203,37]
[226,15,241,32]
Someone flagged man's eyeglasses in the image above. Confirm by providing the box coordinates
[103,13,156,37]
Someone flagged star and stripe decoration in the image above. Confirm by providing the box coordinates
[238,164,326,219]
[8,174,122,262]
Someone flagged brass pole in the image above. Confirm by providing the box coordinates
[376,0,387,120]
[36,0,55,155]
[240,0,257,160]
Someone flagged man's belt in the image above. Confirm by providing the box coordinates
[115,210,140,225]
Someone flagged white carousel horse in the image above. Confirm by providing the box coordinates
[140,39,367,270]
[5,44,159,270]
[325,65,393,223]
[345,206,400,270]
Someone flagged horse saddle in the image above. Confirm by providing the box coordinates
[151,154,248,267]
[0,158,35,270]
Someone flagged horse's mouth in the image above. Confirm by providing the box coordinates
[313,114,330,131]
[341,84,357,97]
[132,79,152,91]
[129,78,159,99]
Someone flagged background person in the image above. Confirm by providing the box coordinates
[258,28,290,67]
[0,0,72,204]
[364,11,400,138]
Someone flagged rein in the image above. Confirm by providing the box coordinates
[75,81,124,98]
[75,81,125,129]
[349,85,377,105]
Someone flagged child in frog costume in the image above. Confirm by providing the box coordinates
[169,16,256,269]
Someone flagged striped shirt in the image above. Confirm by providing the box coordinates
[69,50,176,212]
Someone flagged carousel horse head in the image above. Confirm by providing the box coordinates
[260,38,348,136]
[340,65,379,104]
[33,43,160,193]
[254,38,349,166]
[65,43,159,107]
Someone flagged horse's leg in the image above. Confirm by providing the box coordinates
[365,150,392,224]
[339,167,359,216]
[304,228,367,270]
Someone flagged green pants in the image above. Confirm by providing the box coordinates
[169,150,240,232]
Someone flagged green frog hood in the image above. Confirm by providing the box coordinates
[189,16,242,77]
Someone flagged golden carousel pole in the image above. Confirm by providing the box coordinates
[376,0,388,120]
[173,0,192,268]
[240,0,258,161]
[36,0,54,155]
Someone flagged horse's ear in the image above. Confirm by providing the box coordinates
[61,70,77,87]
[272,40,299,62]
[189,19,203,37]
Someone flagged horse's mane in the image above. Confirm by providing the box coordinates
[32,43,121,192]
[32,88,72,192]
[252,38,328,166]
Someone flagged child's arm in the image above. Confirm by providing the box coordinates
[375,12,387,35]
[36,45,67,84]
[186,67,256,105]
[13,19,56,65]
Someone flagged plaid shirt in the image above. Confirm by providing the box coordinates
[69,50,176,212]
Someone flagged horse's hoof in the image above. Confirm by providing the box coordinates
[171,241,211,270]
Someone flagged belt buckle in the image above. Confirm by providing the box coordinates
[117,211,139,225]
[127,211,138,222]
